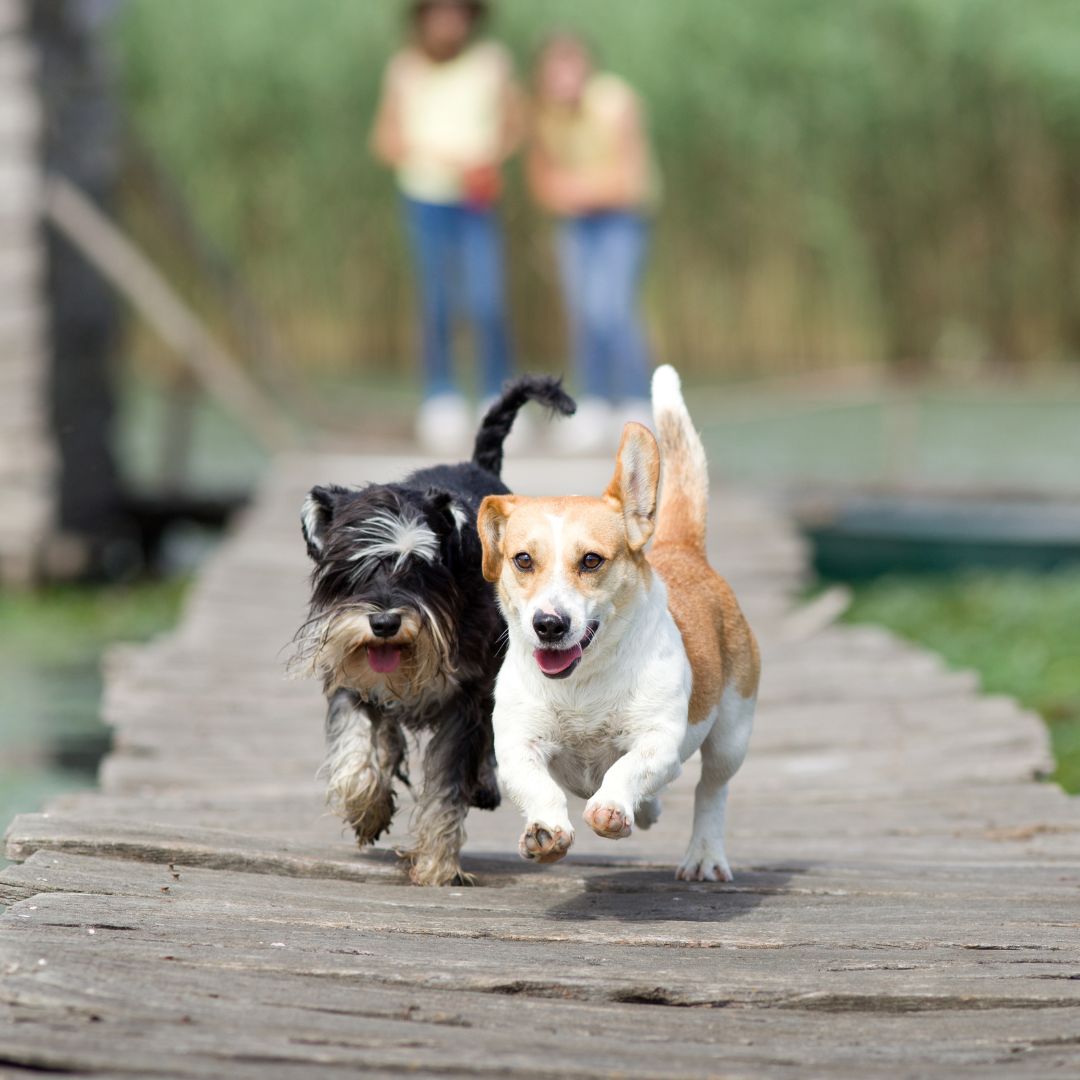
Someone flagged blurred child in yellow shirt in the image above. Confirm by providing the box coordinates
[528,33,659,452]
[372,0,522,452]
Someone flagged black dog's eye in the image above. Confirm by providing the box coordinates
[513,552,533,572]
[580,552,605,572]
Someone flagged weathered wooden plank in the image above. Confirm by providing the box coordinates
[2,940,1077,1078]
[3,815,410,884]
[4,892,1080,1018]
[8,777,1080,896]
[5,852,1080,957]
[40,780,1080,851]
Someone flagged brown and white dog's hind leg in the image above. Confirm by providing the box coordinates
[676,689,756,882]
[322,689,404,846]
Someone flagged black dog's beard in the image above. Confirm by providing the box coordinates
[290,600,458,715]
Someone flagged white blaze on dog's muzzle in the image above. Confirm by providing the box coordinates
[530,617,600,680]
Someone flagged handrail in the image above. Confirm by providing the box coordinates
[42,174,294,453]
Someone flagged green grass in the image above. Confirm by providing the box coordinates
[0,580,188,666]
[845,571,1080,792]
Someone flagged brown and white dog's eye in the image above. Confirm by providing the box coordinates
[513,552,534,572]
[580,552,605,572]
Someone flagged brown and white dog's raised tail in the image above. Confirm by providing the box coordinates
[650,365,709,555]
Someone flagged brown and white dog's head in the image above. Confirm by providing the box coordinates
[478,423,660,680]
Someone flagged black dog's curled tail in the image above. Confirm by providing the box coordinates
[471,375,576,476]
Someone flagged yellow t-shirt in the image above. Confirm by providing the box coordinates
[390,41,509,205]
[534,72,661,211]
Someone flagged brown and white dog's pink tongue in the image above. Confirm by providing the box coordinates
[367,645,402,674]
[534,642,582,676]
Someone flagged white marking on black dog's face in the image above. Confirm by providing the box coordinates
[349,511,439,576]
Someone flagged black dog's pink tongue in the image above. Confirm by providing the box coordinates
[534,643,582,676]
[367,645,402,674]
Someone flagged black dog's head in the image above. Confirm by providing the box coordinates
[292,482,473,710]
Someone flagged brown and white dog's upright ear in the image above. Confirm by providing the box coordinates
[605,422,660,551]
[477,495,516,582]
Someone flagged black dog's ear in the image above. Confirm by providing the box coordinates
[424,488,461,541]
[301,485,347,562]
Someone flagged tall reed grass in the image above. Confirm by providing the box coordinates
[115,0,1080,381]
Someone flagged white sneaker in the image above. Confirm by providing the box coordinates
[553,396,615,455]
[415,393,471,457]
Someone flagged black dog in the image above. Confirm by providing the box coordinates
[292,377,575,885]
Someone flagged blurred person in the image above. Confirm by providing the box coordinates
[528,33,658,453]
[371,0,521,454]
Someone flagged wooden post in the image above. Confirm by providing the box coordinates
[0,0,55,585]
[43,174,295,453]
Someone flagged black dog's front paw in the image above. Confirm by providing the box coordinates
[469,751,501,811]
[349,786,396,846]
[469,780,501,811]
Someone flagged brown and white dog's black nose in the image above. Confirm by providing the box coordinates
[369,612,402,638]
[532,611,570,643]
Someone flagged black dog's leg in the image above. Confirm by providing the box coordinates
[469,715,501,811]
[408,689,491,886]
[322,689,404,846]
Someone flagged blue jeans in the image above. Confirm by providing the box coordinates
[403,197,513,399]
[557,211,652,401]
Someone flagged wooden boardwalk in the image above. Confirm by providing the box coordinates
[3,452,1079,1078]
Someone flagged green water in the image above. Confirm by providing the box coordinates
[0,658,103,831]
[0,581,188,846]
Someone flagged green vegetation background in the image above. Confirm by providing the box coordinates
[847,571,1080,792]
[116,0,1080,378]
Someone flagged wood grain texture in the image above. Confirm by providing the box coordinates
[2,452,1078,1077]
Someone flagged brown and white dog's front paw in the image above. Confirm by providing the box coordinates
[584,798,634,839]
[519,821,574,863]
[676,841,733,883]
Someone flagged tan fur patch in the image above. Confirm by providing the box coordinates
[648,544,760,722]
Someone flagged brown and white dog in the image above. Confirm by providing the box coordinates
[477,365,759,880]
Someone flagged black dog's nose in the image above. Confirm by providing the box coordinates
[533,611,570,642]
[369,612,402,638]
